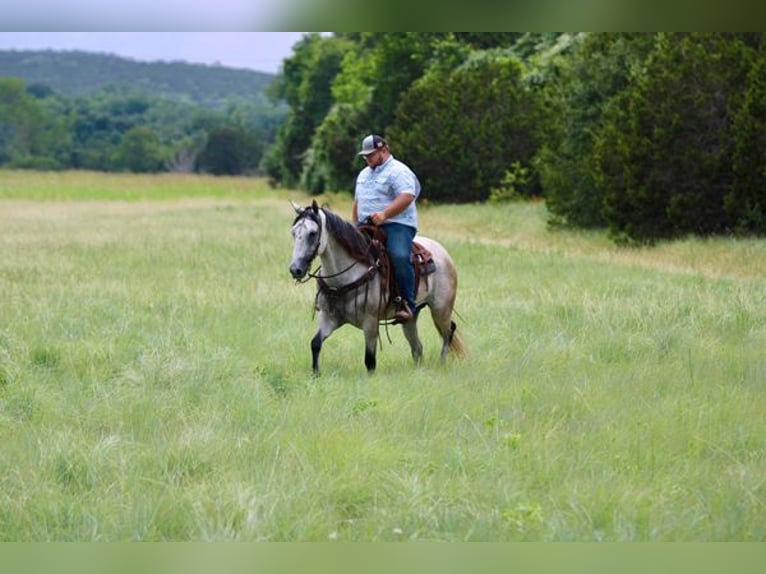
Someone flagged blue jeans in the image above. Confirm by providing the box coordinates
[382,223,416,312]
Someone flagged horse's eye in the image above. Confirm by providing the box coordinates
[307,230,317,240]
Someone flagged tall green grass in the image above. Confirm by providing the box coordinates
[0,170,292,202]
[0,171,764,540]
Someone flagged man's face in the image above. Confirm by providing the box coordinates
[363,147,385,168]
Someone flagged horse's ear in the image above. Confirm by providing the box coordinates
[290,200,303,214]
[311,199,319,214]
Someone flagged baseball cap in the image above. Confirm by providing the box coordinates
[357,134,387,156]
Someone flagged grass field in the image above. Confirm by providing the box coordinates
[0,171,764,541]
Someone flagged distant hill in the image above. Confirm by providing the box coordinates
[0,49,278,108]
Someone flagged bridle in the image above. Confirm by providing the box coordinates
[293,208,373,285]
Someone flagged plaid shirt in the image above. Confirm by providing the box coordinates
[354,155,420,229]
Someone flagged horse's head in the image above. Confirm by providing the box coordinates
[289,200,324,280]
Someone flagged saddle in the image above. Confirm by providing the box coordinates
[358,225,436,305]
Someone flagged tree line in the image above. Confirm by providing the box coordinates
[0,50,275,107]
[0,51,285,176]
[266,33,766,243]
[3,35,766,243]
[0,77,284,175]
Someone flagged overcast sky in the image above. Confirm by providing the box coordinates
[0,32,310,74]
[0,0,312,33]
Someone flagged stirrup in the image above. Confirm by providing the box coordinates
[392,297,414,324]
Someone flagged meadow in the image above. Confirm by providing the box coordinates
[0,171,764,541]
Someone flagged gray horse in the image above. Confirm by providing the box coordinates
[290,200,466,375]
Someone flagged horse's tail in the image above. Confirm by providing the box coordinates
[448,320,468,358]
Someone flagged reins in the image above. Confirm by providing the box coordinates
[295,207,394,342]
[293,259,361,285]
[294,233,375,285]
[294,208,378,285]
[306,258,365,282]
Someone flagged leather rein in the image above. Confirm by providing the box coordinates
[295,209,379,298]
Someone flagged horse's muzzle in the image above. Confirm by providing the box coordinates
[289,263,307,279]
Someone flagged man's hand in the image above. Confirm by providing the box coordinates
[370,212,386,225]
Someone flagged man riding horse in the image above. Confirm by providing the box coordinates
[352,134,420,324]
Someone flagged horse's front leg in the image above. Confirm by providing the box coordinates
[311,310,339,376]
[310,330,323,375]
[362,318,379,374]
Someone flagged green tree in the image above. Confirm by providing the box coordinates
[304,33,447,194]
[536,33,657,228]
[0,77,55,166]
[728,43,766,233]
[300,103,367,194]
[361,33,445,131]
[302,33,526,196]
[197,126,258,175]
[389,50,541,203]
[264,34,351,186]
[596,33,754,242]
[112,126,166,172]
[69,89,147,170]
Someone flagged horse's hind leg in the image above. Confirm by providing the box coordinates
[429,304,457,362]
[402,320,423,365]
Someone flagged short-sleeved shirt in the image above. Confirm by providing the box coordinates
[354,155,420,230]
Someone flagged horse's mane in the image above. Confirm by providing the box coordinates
[321,208,373,263]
